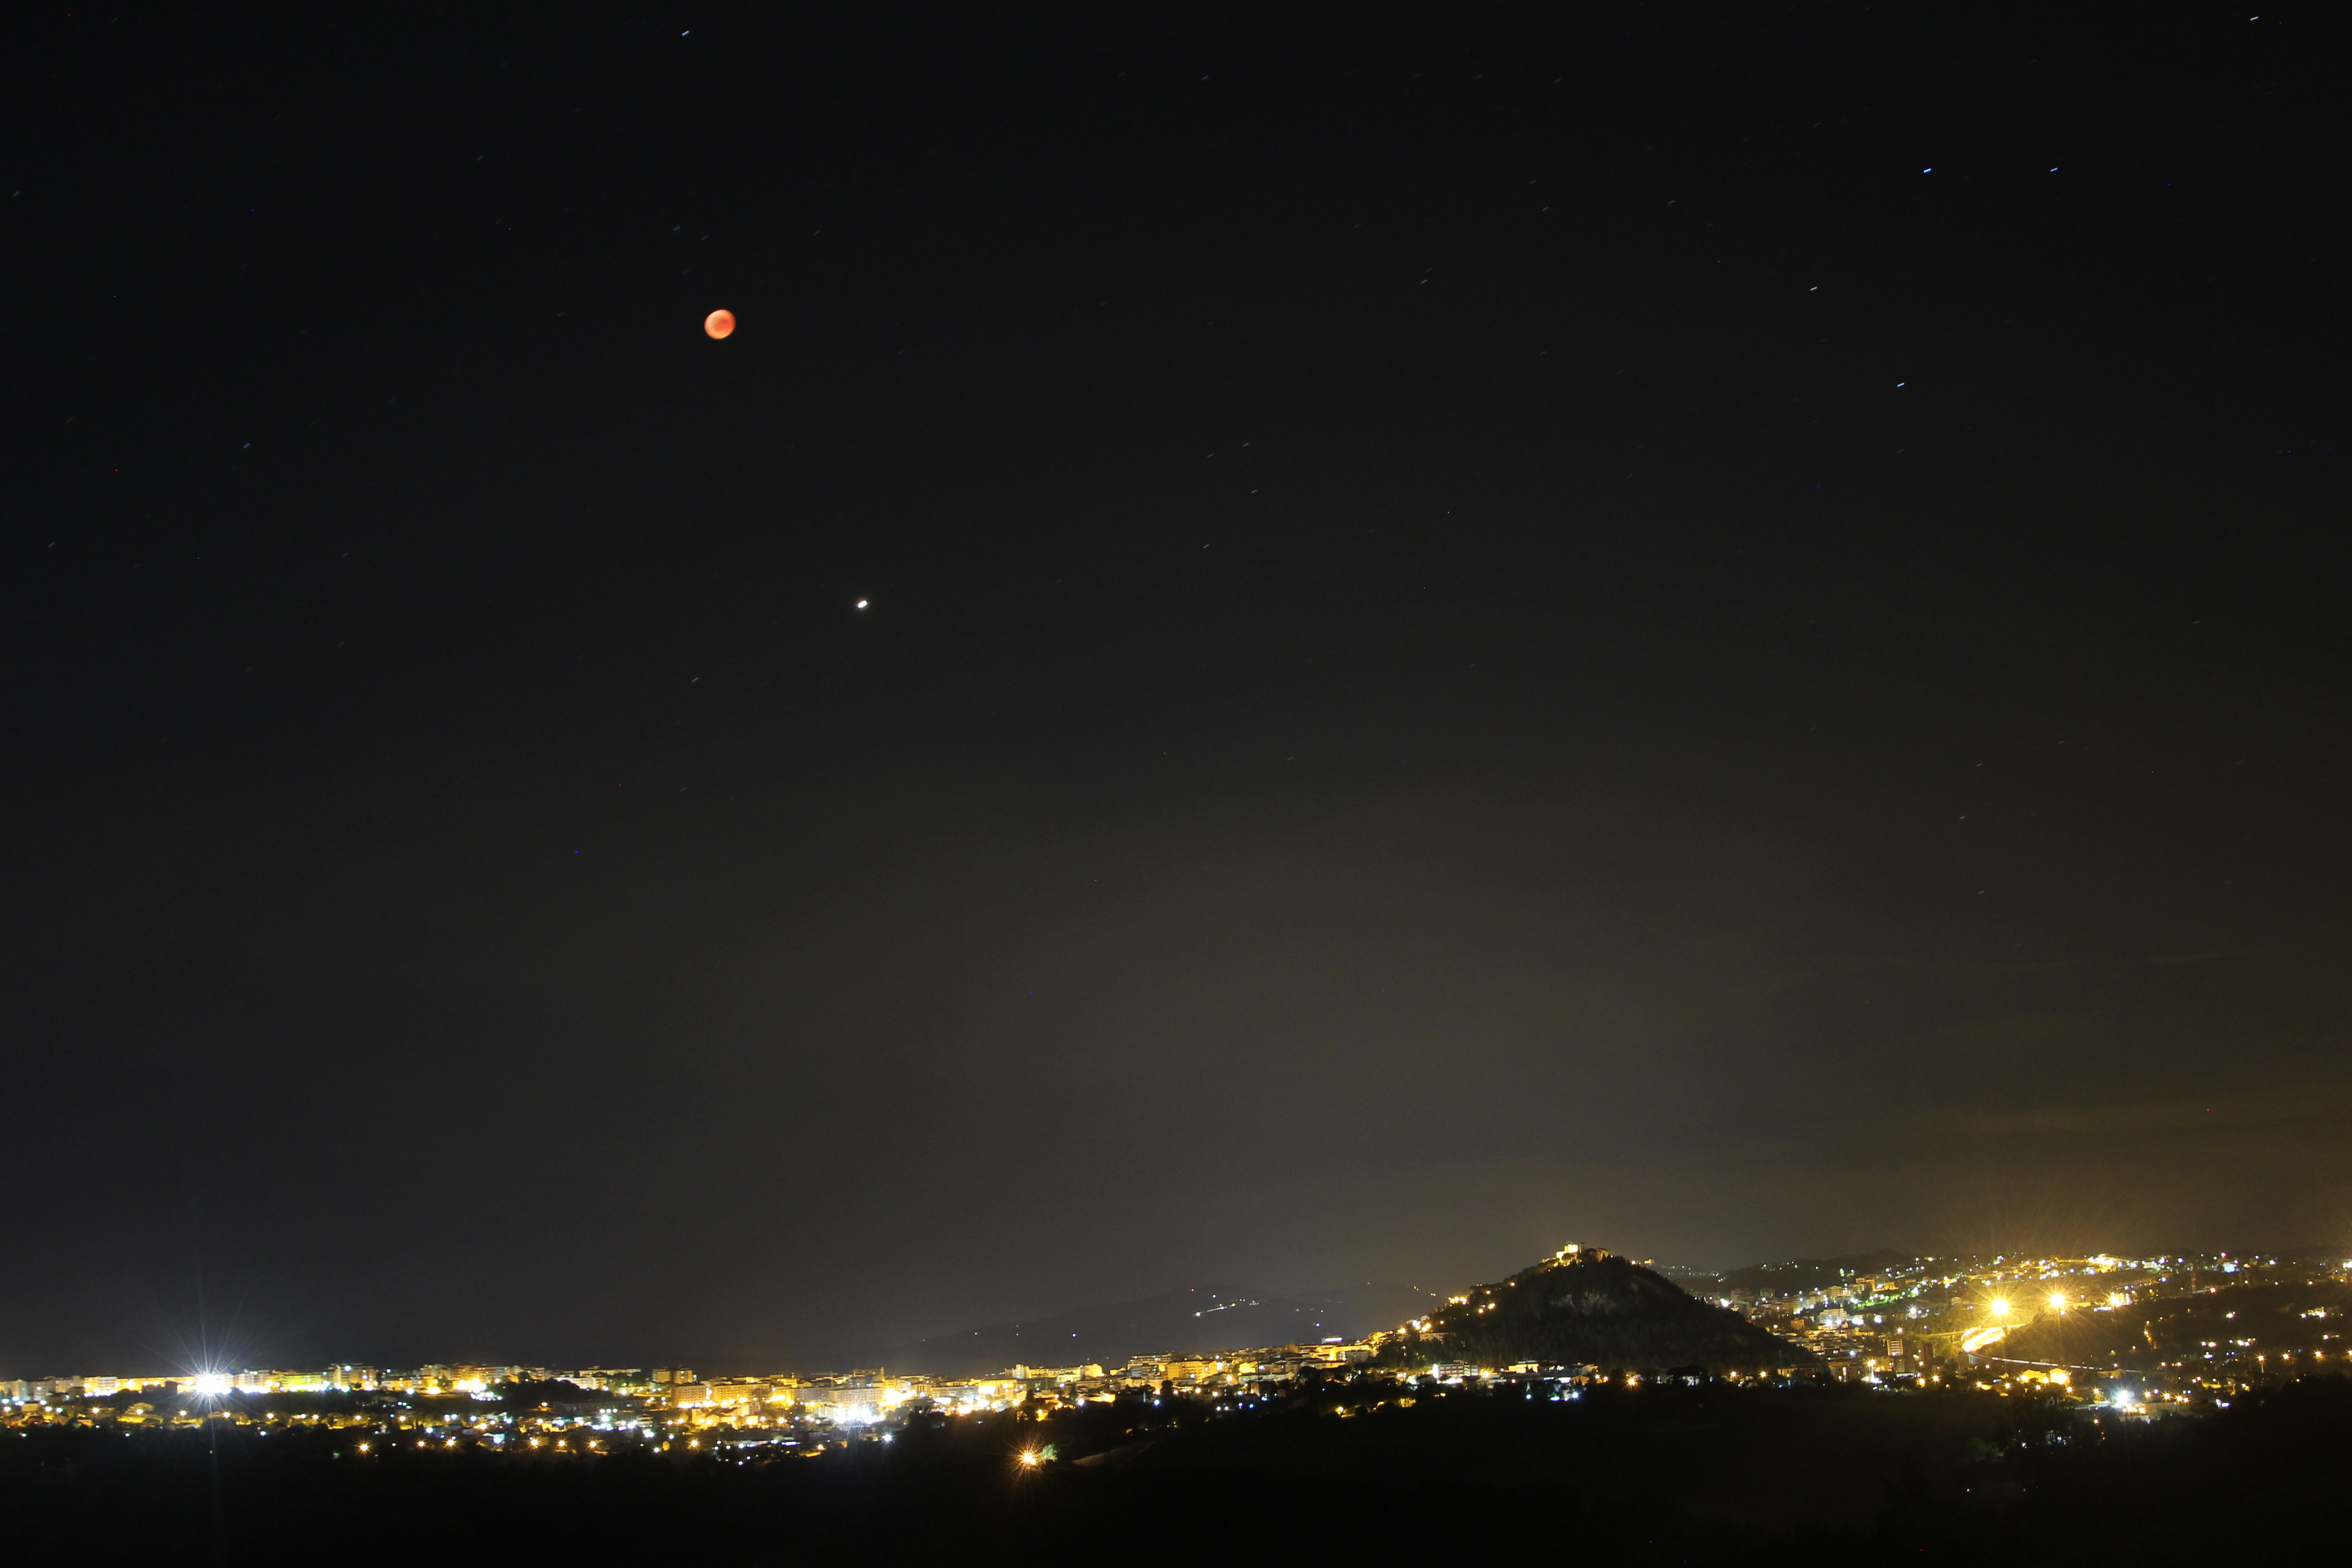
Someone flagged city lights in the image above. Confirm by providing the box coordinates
[0,1248,2322,1460]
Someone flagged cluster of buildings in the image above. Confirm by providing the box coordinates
[650,1342,1383,1428]
[0,1342,1392,1447]
[1715,1250,2350,1409]
[6,1365,651,1402]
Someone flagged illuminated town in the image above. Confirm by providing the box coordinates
[10,1248,2344,1457]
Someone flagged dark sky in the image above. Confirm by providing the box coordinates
[5,8,2347,1376]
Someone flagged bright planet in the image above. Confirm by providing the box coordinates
[703,308,736,339]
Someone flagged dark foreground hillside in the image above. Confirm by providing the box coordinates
[6,1376,2346,1564]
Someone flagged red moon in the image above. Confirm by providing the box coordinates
[704,309,736,339]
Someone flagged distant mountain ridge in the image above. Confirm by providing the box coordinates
[1715,1248,1913,1297]
[1381,1245,1815,1372]
[815,1248,1811,1379]
[827,1282,1442,1378]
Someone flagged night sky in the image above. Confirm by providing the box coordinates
[5,9,2347,1376]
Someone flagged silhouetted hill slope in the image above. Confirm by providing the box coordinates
[12,1374,2350,1562]
[833,1282,1442,1377]
[1384,1247,1814,1371]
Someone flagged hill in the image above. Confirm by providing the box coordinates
[825,1282,1443,1377]
[1382,1245,1814,1372]
[1989,1274,2352,1376]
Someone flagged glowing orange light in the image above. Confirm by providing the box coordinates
[704,309,736,339]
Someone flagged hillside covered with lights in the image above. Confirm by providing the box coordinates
[1988,1273,2351,1378]
[1380,1246,1815,1373]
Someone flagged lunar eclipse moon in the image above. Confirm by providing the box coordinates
[703,308,735,339]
